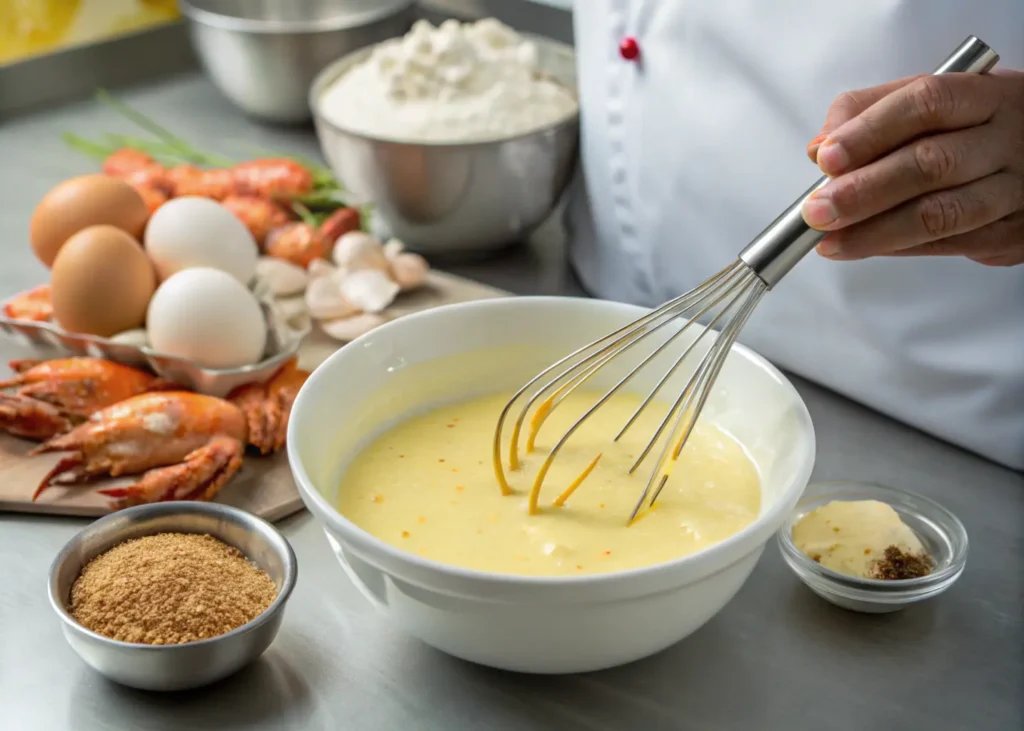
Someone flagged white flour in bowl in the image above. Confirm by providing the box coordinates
[318,18,578,143]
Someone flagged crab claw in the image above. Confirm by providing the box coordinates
[0,358,173,418]
[31,453,87,501]
[228,358,310,455]
[98,436,244,507]
[8,359,42,374]
[0,393,75,441]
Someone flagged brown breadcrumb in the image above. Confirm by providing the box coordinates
[70,533,277,645]
[868,545,934,580]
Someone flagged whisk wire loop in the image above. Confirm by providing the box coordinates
[491,36,998,523]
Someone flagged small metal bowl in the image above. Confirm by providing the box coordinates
[309,35,580,256]
[48,502,298,691]
[180,0,415,123]
[778,481,968,614]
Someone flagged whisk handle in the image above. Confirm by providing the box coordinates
[739,35,1000,288]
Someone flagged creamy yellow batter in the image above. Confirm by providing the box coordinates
[337,390,761,576]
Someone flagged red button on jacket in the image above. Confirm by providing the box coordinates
[619,36,640,61]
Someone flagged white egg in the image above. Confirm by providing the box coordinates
[147,267,267,369]
[144,197,258,284]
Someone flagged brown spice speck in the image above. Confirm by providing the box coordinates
[832,526,840,533]
[439,458,445,463]
[401,530,410,538]
[869,546,933,580]
[417,516,427,524]
[446,424,455,428]
[69,533,276,646]
[370,494,384,503]
[456,485,464,492]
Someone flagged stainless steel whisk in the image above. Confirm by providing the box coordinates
[493,36,999,524]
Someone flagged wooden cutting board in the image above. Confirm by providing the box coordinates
[0,271,509,520]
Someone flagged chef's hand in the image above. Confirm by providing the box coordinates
[801,71,1024,266]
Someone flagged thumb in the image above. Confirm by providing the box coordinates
[805,74,925,162]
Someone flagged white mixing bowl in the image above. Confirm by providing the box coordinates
[287,297,815,673]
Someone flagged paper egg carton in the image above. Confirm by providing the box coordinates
[0,276,312,397]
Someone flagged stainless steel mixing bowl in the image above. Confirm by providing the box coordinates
[48,502,298,691]
[309,35,580,256]
[179,0,414,123]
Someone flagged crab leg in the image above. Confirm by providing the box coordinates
[228,357,310,455]
[98,436,244,507]
[0,393,75,440]
[8,359,42,374]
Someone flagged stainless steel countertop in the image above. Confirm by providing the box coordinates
[1,75,1021,731]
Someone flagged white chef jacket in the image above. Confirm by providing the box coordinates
[566,0,1024,470]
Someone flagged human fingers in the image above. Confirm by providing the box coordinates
[885,212,1024,265]
[802,123,1005,230]
[806,76,925,162]
[815,73,1004,176]
[816,172,1024,259]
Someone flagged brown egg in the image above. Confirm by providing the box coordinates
[30,175,150,267]
[51,225,156,337]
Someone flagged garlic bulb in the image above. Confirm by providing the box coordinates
[255,256,309,296]
[332,231,390,272]
[320,313,388,342]
[338,269,400,313]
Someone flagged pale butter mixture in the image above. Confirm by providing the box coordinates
[337,391,761,577]
[792,500,927,579]
[319,19,578,142]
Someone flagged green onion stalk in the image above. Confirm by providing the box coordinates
[64,89,371,227]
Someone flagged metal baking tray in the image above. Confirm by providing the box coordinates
[0,277,311,397]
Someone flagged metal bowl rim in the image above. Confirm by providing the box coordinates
[308,33,580,148]
[47,501,298,652]
[178,0,414,35]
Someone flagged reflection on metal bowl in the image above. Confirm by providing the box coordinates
[310,36,580,256]
[179,0,414,124]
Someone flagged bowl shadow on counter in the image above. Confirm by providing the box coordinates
[390,568,942,729]
[67,649,316,730]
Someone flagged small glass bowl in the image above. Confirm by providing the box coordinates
[777,481,968,613]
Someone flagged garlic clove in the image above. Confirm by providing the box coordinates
[275,295,311,323]
[320,313,388,342]
[338,269,400,313]
[307,258,338,280]
[389,252,430,291]
[382,237,405,260]
[305,275,360,320]
[256,256,309,296]
[332,231,390,272]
